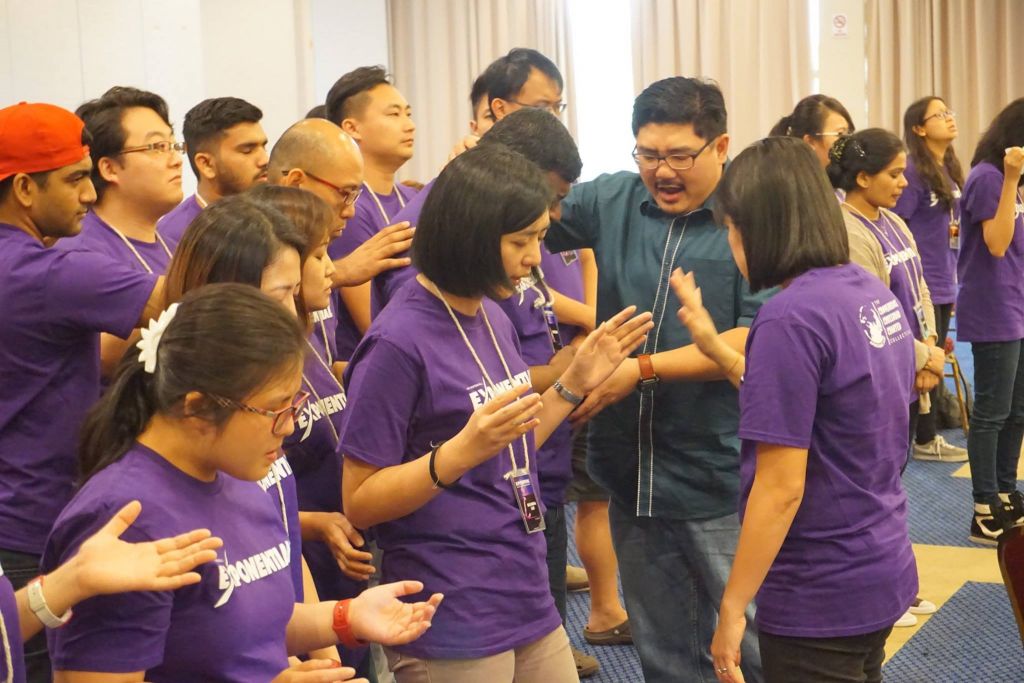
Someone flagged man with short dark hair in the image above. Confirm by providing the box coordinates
[0,102,164,683]
[61,86,182,377]
[325,65,418,361]
[544,76,768,683]
[468,72,495,136]
[483,47,566,120]
[158,96,268,247]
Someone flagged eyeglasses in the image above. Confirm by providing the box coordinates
[286,170,362,206]
[815,129,850,139]
[118,141,186,156]
[211,391,310,436]
[923,110,956,122]
[505,99,568,115]
[632,137,716,172]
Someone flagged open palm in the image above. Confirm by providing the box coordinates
[349,581,444,645]
[562,305,653,394]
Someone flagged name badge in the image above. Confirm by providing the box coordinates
[506,468,545,534]
[949,218,960,250]
[560,250,578,266]
[542,304,564,351]
[914,303,933,341]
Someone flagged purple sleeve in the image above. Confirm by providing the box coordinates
[963,166,1003,225]
[45,248,157,337]
[329,206,379,260]
[894,166,923,219]
[738,319,827,449]
[338,337,423,468]
[46,506,172,673]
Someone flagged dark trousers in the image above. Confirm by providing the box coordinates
[543,505,568,623]
[0,547,49,683]
[759,626,893,683]
[968,339,1024,503]
[916,303,954,444]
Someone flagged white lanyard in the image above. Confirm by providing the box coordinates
[0,563,10,683]
[363,183,406,224]
[101,220,172,274]
[301,339,346,446]
[428,281,530,474]
[844,204,925,305]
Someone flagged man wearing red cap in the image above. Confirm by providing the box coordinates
[0,102,166,683]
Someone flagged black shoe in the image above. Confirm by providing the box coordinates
[970,501,1015,545]
[1001,491,1024,526]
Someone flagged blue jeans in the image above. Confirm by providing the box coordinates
[968,340,1024,503]
[0,548,49,683]
[610,502,763,683]
[543,505,568,623]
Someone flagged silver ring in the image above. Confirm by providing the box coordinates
[716,667,729,674]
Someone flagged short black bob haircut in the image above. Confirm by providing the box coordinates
[182,97,263,177]
[482,48,563,106]
[632,77,727,139]
[413,143,552,299]
[716,136,849,293]
[325,65,390,125]
[972,98,1024,186]
[479,107,582,183]
[826,128,905,192]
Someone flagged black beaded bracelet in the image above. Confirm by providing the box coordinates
[429,441,460,489]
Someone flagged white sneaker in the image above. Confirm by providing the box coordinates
[913,435,968,462]
[894,610,918,627]
[908,597,936,615]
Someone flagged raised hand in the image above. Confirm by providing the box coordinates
[670,269,721,356]
[349,580,444,646]
[450,383,544,467]
[1004,146,1024,180]
[559,306,653,397]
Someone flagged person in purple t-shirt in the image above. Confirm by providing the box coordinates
[671,138,916,683]
[1,500,221,683]
[158,97,269,249]
[44,285,442,683]
[0,101,166,683]
[956,99,1024,545]
[325,66,418,360]
[339,145,651,682]
[896,96,968,462]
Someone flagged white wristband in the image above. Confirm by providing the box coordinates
[27,577,72,628]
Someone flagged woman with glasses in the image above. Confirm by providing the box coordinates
[42,284,441,683]
[895,98,967,463]
[955,99,1024,545]
[769,94,856,169]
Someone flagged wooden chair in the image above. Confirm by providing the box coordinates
[997,524,1024,646]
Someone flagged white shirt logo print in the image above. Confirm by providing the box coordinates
[860,305,887,349]
[214,540,292,608]
[859,298,910,348]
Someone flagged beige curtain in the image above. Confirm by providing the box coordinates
[630,0,813,151]
[866,0,1024,165]
[387,0,576,182]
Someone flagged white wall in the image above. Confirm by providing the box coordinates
[0,0,391,193]
[815,0,868,128]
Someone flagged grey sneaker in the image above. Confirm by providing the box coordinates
[573,647,599,678]
[913,435,968,462]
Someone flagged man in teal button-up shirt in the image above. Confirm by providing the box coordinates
[545,77,769,683]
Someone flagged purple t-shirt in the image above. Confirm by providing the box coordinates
[311,301,339,365]
[372,180,434,314]
[496,247,585,507]
[0,225,156,554]
[329,184,419,359]
[0,570,26,683]
[58,211,173,275]
[256,454,304,601]
[848,209,927,340]
[157,194,203,251]
[43,444,294,681]
[338,279,560,659]
[739,264,917,638]
[894,158,960,304]
[956,162,1024,342]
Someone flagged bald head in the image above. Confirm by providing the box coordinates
[269,118,363,234]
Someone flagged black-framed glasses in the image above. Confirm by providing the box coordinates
[118,141,186,156]
[923,110,956,123]
[211,391,310,436]
[506,99,568,115]
[632,137,716,171]
[284,169,362,206]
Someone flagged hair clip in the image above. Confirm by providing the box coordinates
[136,303,179,374]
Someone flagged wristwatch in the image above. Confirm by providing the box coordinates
[637,354,659,389]
[27,576,73,628]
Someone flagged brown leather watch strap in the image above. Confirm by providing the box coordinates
[637,353,656,382]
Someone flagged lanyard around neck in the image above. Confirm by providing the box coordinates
[363,183,406,224]
[100,219,172,274]
[844,203,924,310]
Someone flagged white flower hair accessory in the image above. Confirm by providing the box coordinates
[136,303,179,374]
